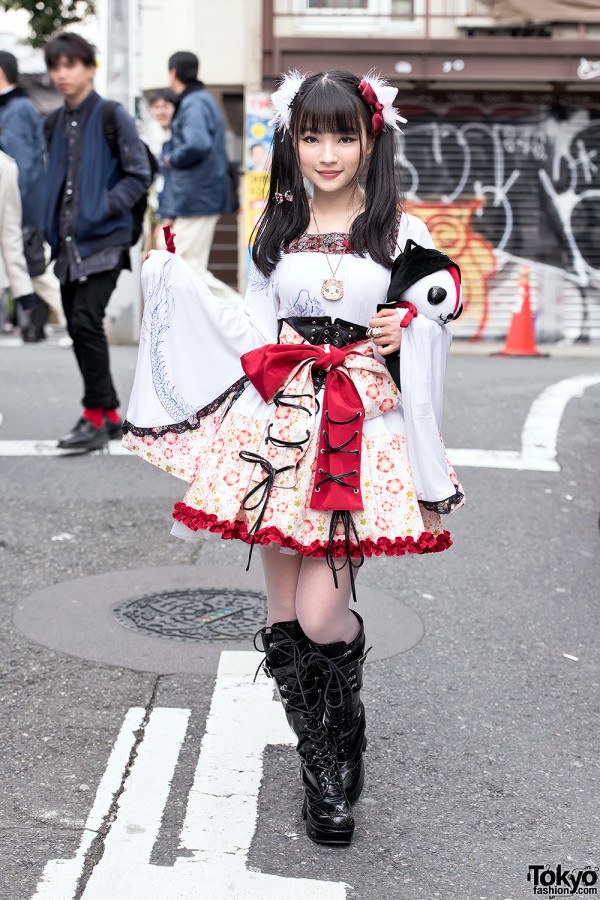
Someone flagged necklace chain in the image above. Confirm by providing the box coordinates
[310,207,345,278]
[310,202,362,301]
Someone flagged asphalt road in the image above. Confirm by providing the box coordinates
[1,333,599,900]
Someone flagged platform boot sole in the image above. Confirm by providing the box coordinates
[301,795,354,845]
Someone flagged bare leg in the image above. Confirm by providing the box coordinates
[259,544,303,626]
[295,556,360,645]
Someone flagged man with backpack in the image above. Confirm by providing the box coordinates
[44,32,152,451]
[161,51,241,309]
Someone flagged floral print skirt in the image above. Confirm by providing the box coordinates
[122,324,459,560]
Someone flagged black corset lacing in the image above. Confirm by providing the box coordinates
[239,317,369,598]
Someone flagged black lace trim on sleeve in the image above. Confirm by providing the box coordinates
[122,376,249,438]
[421,489,464,516]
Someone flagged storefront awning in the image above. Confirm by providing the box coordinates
[492,0,600,24]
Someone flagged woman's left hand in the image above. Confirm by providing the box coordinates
[368,307,402,355]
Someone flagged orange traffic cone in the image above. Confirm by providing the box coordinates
[496,265,546,357]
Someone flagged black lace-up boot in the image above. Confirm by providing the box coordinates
[312,611,369,805]
[256,620,355,845]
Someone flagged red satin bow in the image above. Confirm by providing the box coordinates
[358,80,385,135]
[241,342,365,511]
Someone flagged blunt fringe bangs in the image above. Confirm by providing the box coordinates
[252,70,402,278]
[291,72,372,140]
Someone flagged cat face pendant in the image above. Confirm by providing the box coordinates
[321,278,344,301]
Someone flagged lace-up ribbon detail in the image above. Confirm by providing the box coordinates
[241,341,367,511]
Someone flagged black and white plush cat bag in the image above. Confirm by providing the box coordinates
[378,239,463,512]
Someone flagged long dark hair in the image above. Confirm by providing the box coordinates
[252,70,402,277]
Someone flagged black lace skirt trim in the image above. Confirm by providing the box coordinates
[122,376,249,438]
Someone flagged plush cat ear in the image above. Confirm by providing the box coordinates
[268,70,307,132]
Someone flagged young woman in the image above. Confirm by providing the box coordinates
[123,70,463,847]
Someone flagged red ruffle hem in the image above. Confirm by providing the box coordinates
[173,502,452,558]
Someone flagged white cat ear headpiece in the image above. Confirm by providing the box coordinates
[269,70,307,133]
[358,70,407,134]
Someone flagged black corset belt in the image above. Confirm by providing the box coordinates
[279,316,369,348]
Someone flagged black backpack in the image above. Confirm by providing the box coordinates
[44,100,158,246]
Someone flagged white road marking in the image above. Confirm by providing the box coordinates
[32,652,346,900]
[0,440,130,456]
[32,707,147,899]
[4,374,600,470]
[448,373,600,471]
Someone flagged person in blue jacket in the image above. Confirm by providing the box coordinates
[44,32,152,451]
[0,52,47,235]
[161,51,241,307]
[0,50,54,341]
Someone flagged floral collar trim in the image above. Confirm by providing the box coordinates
[284,232,351,255]
[283,209,403,256]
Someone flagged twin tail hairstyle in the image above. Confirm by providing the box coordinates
[252,69,406,278]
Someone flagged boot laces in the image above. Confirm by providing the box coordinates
[252,624,303,682]
[252,625,322,714]
[303,645,372,711]
[301,729,343,783]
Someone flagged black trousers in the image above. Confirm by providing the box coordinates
[61,265,122,410]
[30,297,50,340]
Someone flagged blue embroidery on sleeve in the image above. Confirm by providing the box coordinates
[143,259,196,420]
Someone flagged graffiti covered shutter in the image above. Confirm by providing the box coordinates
[400,99,600,342]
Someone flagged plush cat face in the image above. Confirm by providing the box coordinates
[399,266,462,325]
[387,239,463,325]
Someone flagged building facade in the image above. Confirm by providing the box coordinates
[139,0,262,292]
[263,0,600,342]
[138,0,600,341]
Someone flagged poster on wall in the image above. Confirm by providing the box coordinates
[244,92,274,260]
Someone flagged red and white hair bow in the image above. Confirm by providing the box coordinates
[358,71,407,135]
[268,69,407,136]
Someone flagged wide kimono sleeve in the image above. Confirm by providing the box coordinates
[391,212,460,505]
[400,314,457,503]
[124,251,279,430]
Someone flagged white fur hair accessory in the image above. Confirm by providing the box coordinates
[268,70,307,133]
[268,69,407,135]
[358,71,407,134]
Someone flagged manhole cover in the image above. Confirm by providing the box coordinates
[113,588,267,642]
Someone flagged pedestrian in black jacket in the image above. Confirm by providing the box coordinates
[44,32,152,451]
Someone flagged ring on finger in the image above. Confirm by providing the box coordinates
[367,325,383,339]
